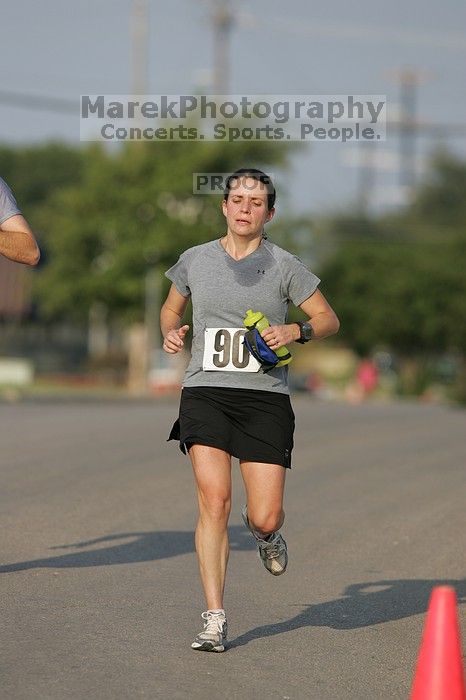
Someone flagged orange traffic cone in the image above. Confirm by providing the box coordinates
[411,586,466,699]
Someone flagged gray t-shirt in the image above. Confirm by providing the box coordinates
[0,177,21,225]
[165,237,320,394]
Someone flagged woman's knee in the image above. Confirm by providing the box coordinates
[248,507,284,535]
[199,490,231,522]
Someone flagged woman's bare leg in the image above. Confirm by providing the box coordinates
[189,444,232,609]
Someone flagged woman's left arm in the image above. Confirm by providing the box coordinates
[261,289,340,349]
[293,289,340,341]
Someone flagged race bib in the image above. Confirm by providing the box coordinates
[202,327,261,372]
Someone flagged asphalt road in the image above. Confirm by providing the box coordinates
[1,395,465,699]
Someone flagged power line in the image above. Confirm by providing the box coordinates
[0,89,76,114]
[238,12,466,53]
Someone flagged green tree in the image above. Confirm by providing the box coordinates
[0,142,84,215]
[318,151,466,398]
[408,150,466,232]
[321,236,466,357]
[33,140,294,323]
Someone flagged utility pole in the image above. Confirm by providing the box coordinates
[128,0,153,394]
[398,67,419,193]
[212,0,234,94]
[386,67,433,199]
[131,0,149,97]
[357,143,376,214]
[351,66,437,210]
[144,262,162,369]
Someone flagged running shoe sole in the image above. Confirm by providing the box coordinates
[191,640,226,652]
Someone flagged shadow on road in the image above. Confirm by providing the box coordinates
[0,526,255,573]
[229,578,466,647]
[3,536,465,644]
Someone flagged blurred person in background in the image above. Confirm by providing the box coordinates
[357,357,379,396]
[346,356,379,403]
[0,177,40,266]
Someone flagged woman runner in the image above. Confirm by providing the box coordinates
[161,168,340,651]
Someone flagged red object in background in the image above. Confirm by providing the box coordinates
[306,370,322,393]
[356,358,379,394]
[410,586,466,700]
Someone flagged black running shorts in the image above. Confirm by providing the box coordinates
[167,386,295,468]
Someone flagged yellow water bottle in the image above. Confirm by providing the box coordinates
[243,309,292,367]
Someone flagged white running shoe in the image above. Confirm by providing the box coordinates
[241,505,288,576]
[191,611,228,652]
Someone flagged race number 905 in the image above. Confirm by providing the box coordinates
[202,327,261,372]
[213,329,249,368]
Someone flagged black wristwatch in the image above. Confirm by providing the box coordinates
[295,321,313,344]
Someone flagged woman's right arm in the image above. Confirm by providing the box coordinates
[160,283,190,354]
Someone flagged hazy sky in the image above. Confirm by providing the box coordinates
[1,0,465,216]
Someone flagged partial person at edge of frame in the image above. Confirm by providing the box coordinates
[0,176,40,266]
